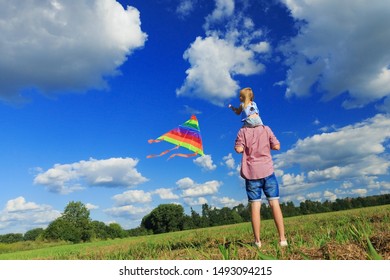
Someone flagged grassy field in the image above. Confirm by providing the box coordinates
[0,205,389,260]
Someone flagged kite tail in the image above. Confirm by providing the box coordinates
[146,145,180,159]
[148,139,163,144]
[168,152,199,160]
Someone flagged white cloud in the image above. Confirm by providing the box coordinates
[350,188,368,196]
[275,114,390,171]
[204,0,235,29]
[176,177,222,197]
[280,0,390,110]
[251,41,270,54]
[181,179,222,197]
[5,196,40,212]
[85,203,99,210]
[306,192,321,201]
[281,173,306,187]
[112,190,152,206]
[0,0,147,103]
[193,154,217,171]
[176,177,195,189]
[275,114,390,193]
[177,1,269,106]
[0,197,60,231]
[223,153,236,169]
[34,157,148,194]
[153,188,180,200]
[212,196,241,208]
[183,197,208,206]
[176,0,195,18]
[323,190,337,201]
[380,181,390,190]
[177,35,264,106]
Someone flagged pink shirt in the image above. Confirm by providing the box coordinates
[235,125,279,180]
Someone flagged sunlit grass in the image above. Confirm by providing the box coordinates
[0,205,388,260]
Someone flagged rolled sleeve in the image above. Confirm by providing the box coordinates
[235,129,245,149]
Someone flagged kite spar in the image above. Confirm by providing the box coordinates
[147,115,204,159]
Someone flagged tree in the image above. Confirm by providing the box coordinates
[127,226,150,237]
[44,201,92,243]
[44,218,82,243]
[107,223,127,239]
[233,203,251,222]
[24,228,44,241]
[260,203,272,219]
[0,233,23,243]
[141,204,185,234]
[219,207,243,225]
[90,221,110,240]
[190,207,202,228]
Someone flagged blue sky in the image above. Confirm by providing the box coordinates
[0,0,389,234]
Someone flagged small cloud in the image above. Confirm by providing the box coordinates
[112,190,152,206]
[180,105,202,115]
[180,179,222,197]
[85,203,99,210]
[222,153,236,170]
[183,197,208,206]
[176,0,195,18]
[193,154,217,171]
[152,188,180,200]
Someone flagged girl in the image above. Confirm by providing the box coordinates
[229,87,263,127]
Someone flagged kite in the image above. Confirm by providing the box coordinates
[147,115,204,159]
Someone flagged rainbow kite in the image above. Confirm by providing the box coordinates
[147,115,204,159]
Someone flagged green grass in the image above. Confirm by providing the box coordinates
[0,205,388,260]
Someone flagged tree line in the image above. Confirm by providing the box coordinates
[1,194,389,244]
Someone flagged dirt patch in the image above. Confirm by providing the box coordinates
[370,232,390,259]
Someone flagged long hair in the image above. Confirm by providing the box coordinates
[240,87,254,102]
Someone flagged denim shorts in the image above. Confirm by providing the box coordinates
[245,173,279,202]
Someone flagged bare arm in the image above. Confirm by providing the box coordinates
[235,145,244,153]
[229,104,243,115]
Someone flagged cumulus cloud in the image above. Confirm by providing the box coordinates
[275,114,390,194]
[0,0,147,103]
[193,154,217,171]
[222,153,240,176]
[176,177,222,197]
[0,197,60,231]
[176,177,195,189]
[152,188,180,200]
[112,190,152,206]
[223,153,236,169]
[281,172,306,187]
[34,157,148,194]
[177,0,269,106]
[280,0,390,110]
[85,203,99,210]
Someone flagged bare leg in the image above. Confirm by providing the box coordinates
[250,201,261,243]
[269,199,286,242]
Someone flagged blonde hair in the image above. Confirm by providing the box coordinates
[240,87,254,102]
